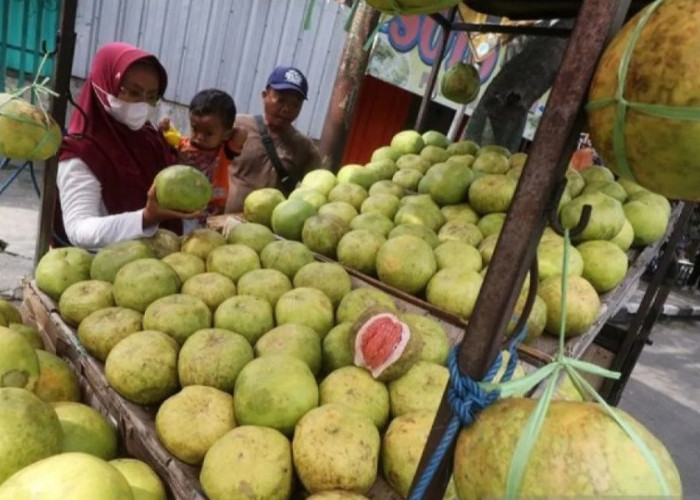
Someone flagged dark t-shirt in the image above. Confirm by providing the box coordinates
[225,114,321,213]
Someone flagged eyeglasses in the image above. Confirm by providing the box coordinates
[118,85,160,105]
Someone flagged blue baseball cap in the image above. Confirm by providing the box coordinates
[267,66,308,100]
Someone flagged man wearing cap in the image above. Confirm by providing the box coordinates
[225,66,322,213]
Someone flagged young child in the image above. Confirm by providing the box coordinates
[159,89,247,217]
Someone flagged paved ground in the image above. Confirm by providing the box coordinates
[1,162,698,495]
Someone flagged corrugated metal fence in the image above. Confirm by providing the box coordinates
[71,0,350,139]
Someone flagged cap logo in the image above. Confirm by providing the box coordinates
[284,69,303,86]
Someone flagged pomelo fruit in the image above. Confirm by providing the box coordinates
[537,237,585,282]
[361,193,401,220]
[472,151,509,174]
[109,458,167,500]
[401,313,450,366]
[388,361,448,416]
[255,323,322,375]
[0,298,21,324]
[447,140,479,156]
[181,272,236,312]
[77,307,143,361]
[434,240,482,272]
[0,327,39,390]
[319,366,390,429]
[350,212,394,237]
[396,154,431,174]
[307,492,369,500]
[142,294,211,345]
[327,182,369,211]
[155,164,212,212]
[336,287,396,324]
[52,401,117,460]
[0,93,62,160]
[426,268,483,319]
[624,200,669,246]
[8,323,43,349]
[577,240,629,293]
[113,258,180,313]
[478,234,499,265]
[141,228,180,259]
[181,228,226,260]
[34,350,80,403]
[438,220,483,246]
[610,217,635,251]
[104,330,179,405]
[566,168,585,196]
[376,235,436,294]
[468,174,517,214]
[336,164,377,190]
[206,244,260,283]
[579,165,615,184]
[214,295,274,345]
[225,222,275,253]
[441,203,479,224]
[234,355,318,435]
[293,262,352,308]
[244,188,286,227]
[509,152,528,169]
[477,212,506,237]
[422,130,450,148]
[418,162,451,194]
[560,192,626,241]
[447,153,476,168]
[539,275,600,337]
[35,247,93,301]
[507,292,547,344]
[369,180,405,198]
[430,163,474,206]
[90,240,156,283]
[178,328,253,392]
[479,145,511,158]
[583,180,628,203]
[275,287,334,339]
[420,145,450,164]
[365,159,398,181]
[322,322,354,374]
[391,130,425,155]
[371,145,402,162]
[628,191,672,217]
[388,223,440,249]
[441,62,480,104]
[58,279,114,326]
[260,240,314,279]
[156,385,235,465]
[289,187,327,211]
[302,213,348,257]
[336,229,386,276]
[392,168,423,191]
[318,200,358,225]
[301,169,338,196]
[161,251,205,283]
[237,268,291,307]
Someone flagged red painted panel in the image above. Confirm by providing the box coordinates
[341,75,413,166]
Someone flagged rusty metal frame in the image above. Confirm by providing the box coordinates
[408,0,634,497]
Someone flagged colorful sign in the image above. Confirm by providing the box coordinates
[367,14,548,140]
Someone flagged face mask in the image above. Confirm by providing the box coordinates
[93,83,156,131]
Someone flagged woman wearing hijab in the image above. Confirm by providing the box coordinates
[54,42,198,250]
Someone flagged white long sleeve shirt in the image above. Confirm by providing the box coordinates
[57,158,157,251]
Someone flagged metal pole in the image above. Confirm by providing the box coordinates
[408,0,633,497]
[413,7,457,133]
[34,0,78,266]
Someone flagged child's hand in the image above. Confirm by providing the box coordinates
[229,126,248,152]
[157,117,171,133]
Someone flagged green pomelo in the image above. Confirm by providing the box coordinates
[141,228,180,259]
[617,178,648,198]
[0,327,39,390]
[447,154,476,168]
[52,401,117,460]
[244,188,286,227]
[453,398,682,498]
[178,328,253,392]
[401,313,450,365]
[441,203,479,224]
[77,307,143,361]
[477,213,506,238]
[628,191,671,217]
[318,201,358,225]
[155,164,212,212]
[388,361,448,417]
[372,145,402,162]
[361,193,401,220]
[418,163,450,194]
[391,130,425,155]
[214,295,274,345]
[293,404,380,494]
[275,288,334,339]
[181,272,236,312]
[336,164,378,191]
[0,387,62,484]
[624,200,669,246]
[237,268,292,307]
[225,222,275,254]
[472,151,509,174]
[388,223,440,249]
[206,243,260,283]
[234,355,318,435]
[0,452,133,499]
[104,330,179,405]
[468,174,517,214]
[579,165,615,184]
[396,154,431,174]
[441,62,480,104]
[58,279,114,327]
[447,140,479,156]
[336,229,386,276]
[260,240,314,279]
[560,192,626,241]
[479,145,511,158]
[90,240,155,283]
[0,298,21,324]
[392,168,423,191]
[349,212,394,237]
[327,183,369,211]
[161,252,205,283]
[319,366,390,429]
[142,294,211,345]
[610,218,635,251]
[34,350,80,403]
[35,247,93,301]
[506,164,523,181]
[422,130,450,148]
[566,168,585,197]
[337,288,397,324]
[366,159,399,181]
[321,322,355,375]
[426,268,483,319]
[109,458,167,500]
[438,220,483,246]
[301,169,338,196]
[430,163,474,206]
[376,235,436,294]
[577,240,629,293]
[155,385,235,465]
[302,214,348,257]
[478,234,499,265]
[509,152,527,169]
[255,323,322,375]
[383,410,459,499]
[507,292,547,344]
[394,202,445,232]
[539,275,600,337]
[181,228,226,260]
[293,262,352,308]
[537,238,584,282]
[582,180,628,203]
[420,145,450,164]
[8,323,43,349]
[112,259,180,312]
[200,426,293,500]
[369,180,405,198]
[0,93,62,160]
[434,241,482,273]
[289,187,327,211]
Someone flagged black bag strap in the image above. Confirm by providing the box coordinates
[254,115,297,192]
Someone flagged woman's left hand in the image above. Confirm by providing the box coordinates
[142,184,202,228]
